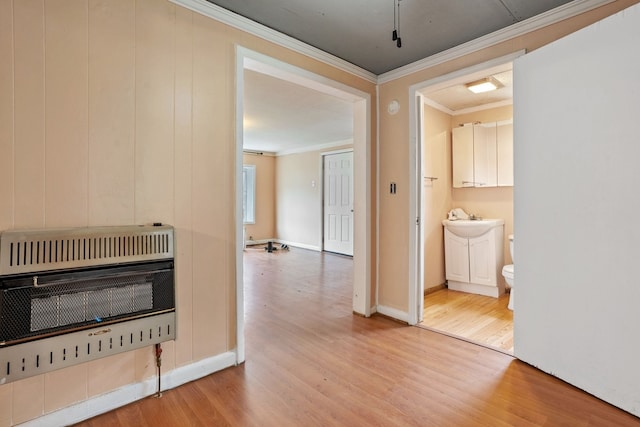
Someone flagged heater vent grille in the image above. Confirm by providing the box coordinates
[30,282,153,332]
[0,262,174,346]
[0,312,175,384]
[0,225,173,275]
[0,225,175,385]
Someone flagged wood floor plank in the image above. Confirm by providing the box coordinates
[420,288,514,353]
[73,247,640,426]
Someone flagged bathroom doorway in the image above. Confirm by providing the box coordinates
[408,53,518,354]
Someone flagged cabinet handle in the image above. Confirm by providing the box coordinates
[424,176,438,181]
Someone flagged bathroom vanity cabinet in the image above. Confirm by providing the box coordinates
[444,226,505,298]
[452,120,513,188]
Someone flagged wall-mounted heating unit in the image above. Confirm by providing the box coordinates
[0,224,175,385]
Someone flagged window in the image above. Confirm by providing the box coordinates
[243,165,256,224]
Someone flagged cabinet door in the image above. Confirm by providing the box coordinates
[468,231,497,286]
[473,123,497,187]
[497,120,514,186]
[444,229,469,282]
[452,126,474,188]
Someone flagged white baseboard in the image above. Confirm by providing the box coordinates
[244,238,273,246]
[244,238,321,252]
[376,305,409,323]
[276,239,321,252]
[18,351,237,427]
[447,280,504,298]
[163,351,237,391]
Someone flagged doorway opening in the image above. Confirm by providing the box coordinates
[235,48,372,363]
[408,52,522,354]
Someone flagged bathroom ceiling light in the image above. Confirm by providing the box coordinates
[466,77,502,94]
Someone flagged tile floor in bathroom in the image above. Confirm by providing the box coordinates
[418,288,514,354]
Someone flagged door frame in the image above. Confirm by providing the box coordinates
[235,47,372,363]
[407,51,524,325]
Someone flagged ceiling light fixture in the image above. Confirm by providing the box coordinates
[392,0,402,48]
[465,77,502,94]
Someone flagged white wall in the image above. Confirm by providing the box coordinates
[514,3,640,416]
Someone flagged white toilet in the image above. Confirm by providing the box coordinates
[502,235,515,310]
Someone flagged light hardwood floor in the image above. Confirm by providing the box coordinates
[74,247,640,426]
[419,288,514,353]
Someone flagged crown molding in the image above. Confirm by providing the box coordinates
[172,0,614,85]
[422,92,513,116]
[276,139,353,157]
[378,0,615,84]
[169,0,377,84]
[422,97,455,116]
[452,99,513,116]
[243,150,277,157]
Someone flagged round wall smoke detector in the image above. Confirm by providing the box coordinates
[387,100,400,115]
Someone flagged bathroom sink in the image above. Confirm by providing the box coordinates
[442,219,504,238]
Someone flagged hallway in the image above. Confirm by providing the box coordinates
[75,247,640,426]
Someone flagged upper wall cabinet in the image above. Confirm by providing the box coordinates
[496,120,513,186]
[452,120,513,188]
[452,125,475,188]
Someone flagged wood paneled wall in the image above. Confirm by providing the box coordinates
[0,0,376,423]
[0,0,235,423]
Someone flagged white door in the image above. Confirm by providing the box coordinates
[323,151,354,256]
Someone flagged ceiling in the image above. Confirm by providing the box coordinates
[421,64,513,114]
[243,64,514,153]
[208,0,572,75]
[243,69,354,153]
[233,0,568,153]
